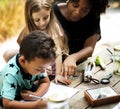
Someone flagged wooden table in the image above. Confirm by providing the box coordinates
[68,42,120,109]
[0,43,119,109]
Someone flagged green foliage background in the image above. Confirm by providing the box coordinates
[0,0,25,42]
[0,0,120,43]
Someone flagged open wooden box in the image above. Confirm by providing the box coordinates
[84,86,120,107]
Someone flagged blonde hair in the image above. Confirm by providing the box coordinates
[25,0,69,54]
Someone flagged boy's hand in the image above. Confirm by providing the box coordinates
[20,90,34,100]
[35,99,47,109]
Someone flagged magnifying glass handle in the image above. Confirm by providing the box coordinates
[104,73,112,80]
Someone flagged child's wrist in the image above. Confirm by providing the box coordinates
[62,52,69,62]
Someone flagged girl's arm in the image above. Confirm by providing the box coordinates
[53,37,71,85]
[55,54,62,76]
[54,54,71,85]
[53,37,63,76]
[3,98,47,109]
[73,34,100,62]
[63,34,100,77]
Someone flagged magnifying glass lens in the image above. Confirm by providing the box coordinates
[100,78,110,84]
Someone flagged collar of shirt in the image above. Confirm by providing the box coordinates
[16,54,32,80]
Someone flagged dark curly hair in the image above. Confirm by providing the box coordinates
[68,0,109,14]
[20,30,56,62]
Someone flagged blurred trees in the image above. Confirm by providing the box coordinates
[0,0,119,42]
[0,0,25,42]
[110,0,120,8]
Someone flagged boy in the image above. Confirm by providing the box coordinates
[0,30,56,109]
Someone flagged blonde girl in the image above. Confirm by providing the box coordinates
[17,0,71,85]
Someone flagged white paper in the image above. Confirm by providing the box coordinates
[21,82,79,109]
[42,82,79,109]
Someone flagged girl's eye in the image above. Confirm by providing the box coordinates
[34,18,40,22]
[82,8,90,13]
[43,16,48,20]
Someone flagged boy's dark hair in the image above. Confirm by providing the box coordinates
[20,30,56,61]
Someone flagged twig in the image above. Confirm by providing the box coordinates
[106,48,113,55]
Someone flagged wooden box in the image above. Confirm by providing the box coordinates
[84,86,120,107]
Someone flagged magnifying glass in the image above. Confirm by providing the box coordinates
[100,73,113,84]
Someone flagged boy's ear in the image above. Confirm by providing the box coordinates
[19,55,26,64]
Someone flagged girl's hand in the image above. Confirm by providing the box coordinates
[35,99,47,109]
[63,55,77,78]
[54,74,71,85]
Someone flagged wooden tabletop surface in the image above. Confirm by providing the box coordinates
[68,42,120,109]
[1,43,119,109]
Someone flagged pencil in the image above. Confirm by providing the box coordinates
[106,48,113,55]
[29,94,43,100]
